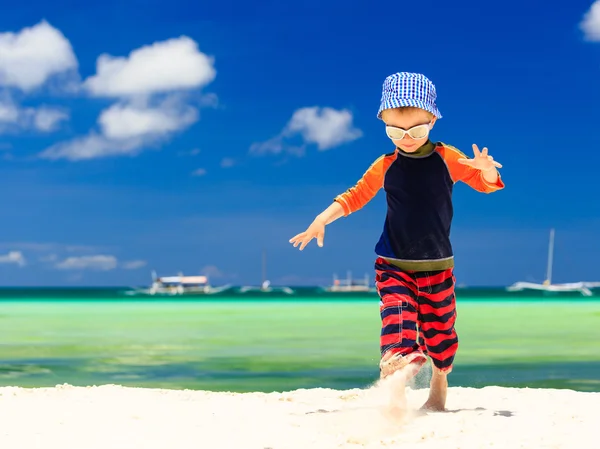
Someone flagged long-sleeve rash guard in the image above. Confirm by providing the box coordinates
[334,140,505,271]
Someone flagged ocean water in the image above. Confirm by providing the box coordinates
[0,287,599,393]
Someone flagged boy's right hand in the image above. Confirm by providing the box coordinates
[289,218,326,251]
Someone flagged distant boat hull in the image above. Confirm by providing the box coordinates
[506,282,595,297]
[322,286,376,293]
[237,286,295,295]
[237,279,295,295]
[128,284,231,296]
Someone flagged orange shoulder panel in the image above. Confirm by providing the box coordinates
[435,143,505,193]
[334,153,397,215]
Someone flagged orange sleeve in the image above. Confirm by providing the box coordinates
[436,144,505,193]
[334,153,396,215]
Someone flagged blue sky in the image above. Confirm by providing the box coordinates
[1,0,600,287]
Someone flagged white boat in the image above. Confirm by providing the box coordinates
[324,271,375,293]
[131,271,231,296]
[238,279,295,295]
[507,229,597,296]
[238,250,294,295]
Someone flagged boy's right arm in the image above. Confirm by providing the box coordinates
[289,154,390,250]
[333,154,389,216]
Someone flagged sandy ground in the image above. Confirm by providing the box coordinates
[0,378,596,449]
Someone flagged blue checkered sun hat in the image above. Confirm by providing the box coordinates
[377,72,442,120]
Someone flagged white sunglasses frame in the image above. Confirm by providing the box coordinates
[385,121,433,141]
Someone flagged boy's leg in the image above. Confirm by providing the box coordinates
[375,258,427,380]
[416,268,458,411]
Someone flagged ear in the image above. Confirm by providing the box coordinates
[430,116,438,128]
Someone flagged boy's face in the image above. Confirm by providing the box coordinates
[381,108,437,153]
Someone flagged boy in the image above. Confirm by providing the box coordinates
[289,72,504,412]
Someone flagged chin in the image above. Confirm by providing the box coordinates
[399,145,418,153]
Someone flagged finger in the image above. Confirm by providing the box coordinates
[317,232,324,247]
[289,232,305,243]
[481,147,488,157]
[299,236,314,251]
[472,144,480,157]
[486,155,502,168]
[457,158,473,166]
[292,235,307,248]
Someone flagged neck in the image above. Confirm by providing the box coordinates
[397,140,435,158]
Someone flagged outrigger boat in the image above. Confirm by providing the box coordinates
[130,271,231,296]
[323,271,375,293]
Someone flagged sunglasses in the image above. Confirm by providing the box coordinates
[385,122,432,141]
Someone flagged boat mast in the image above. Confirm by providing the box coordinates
[262,249,267,284]
[545,228,555,285]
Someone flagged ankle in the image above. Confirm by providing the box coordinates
[432,366,451,376]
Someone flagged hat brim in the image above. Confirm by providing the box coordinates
[377,98,442,120]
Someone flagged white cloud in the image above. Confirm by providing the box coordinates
[250,135,305,157]
[121,260,147,270]
[0,98,69,133]
[33,107,69,131]
[40,132,145,161]
[9,244,145,271]
[55,255,118,271]
[0,251,26,267]
[192,168,207,176]
[581,1,600,41]
[251,106,361,156]
[220,157,235,168]
[40,95,199,161]
[286,107,362,150]
[99,101,197,140]
[0,102,19,123]
[40,35,217,161]
[83,36,215,97]
[0,20,78,92]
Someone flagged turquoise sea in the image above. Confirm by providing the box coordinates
[0,287,599,393]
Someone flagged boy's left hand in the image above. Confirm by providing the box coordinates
[457,144,502,172]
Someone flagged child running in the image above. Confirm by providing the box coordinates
[289,72,505,412]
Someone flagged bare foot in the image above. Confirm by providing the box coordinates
[381,369,409,422]
[420,367,449,412]
[379,351,426,380]
[379,351,428,422]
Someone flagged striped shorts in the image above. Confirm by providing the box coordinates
[375,257,458,372]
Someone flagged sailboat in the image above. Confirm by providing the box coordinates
[238,250,295,295]
[507,229,598,296]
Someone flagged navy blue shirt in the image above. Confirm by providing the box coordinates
[335,141,504,271]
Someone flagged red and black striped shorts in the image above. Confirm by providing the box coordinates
[375,257,458,372]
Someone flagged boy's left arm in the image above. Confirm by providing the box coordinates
[438,143,505,193]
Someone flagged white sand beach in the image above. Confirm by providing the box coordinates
[0,380,596,449]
